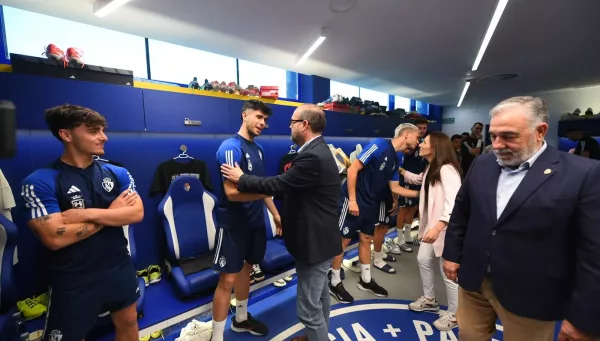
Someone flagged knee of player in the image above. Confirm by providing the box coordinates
[218,273,236,290]
[113,308,138,329]
[359,233,373,243]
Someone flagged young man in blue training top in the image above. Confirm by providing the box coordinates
[21,105,144,341]
[329,123,421,304]
[211,100,282,341]
[392,116,429,254]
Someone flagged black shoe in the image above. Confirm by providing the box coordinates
[357,278,388,297]
[327,268,345,281]
[251,264,265,283]
[231,313,269,336]
[329,281,354,304]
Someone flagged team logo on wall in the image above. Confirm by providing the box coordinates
[184,183,191,192]
[49,330,63,341]
[246,153,253,171]
[102,177,114,192]
[70,194,85,209]
[219,256,227,268]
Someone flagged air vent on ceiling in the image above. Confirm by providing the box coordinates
[471,73,519,84]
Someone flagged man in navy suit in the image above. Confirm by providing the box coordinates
[443,96,600,341]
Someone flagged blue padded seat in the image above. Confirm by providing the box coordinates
[0,215,18,341]
[158,176,220,297]
[260,203,294,273]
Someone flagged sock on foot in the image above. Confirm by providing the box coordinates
[331,269,341,286]
[374,252,386,268]
[361,263,371,282]
[235,298,248,323]
[212,319,226,341]
[403,223,413,243]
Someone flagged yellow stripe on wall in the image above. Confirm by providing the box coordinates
[0,64,303,108]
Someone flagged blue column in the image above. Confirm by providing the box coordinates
[286,71,298,100]
[415,100,429,115]
[388,95,395,110]
[299,74,330,104]
[409,99,416,112]
[0,6,10,64]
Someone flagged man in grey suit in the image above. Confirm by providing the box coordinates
[221,104,342,341]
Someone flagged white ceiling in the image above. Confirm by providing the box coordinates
[1,0,599,106]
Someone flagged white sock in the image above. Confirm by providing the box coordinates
[235,298,248,322]
[211,319,226,341]
[403,223,413,243]
[374,252,386,268]
[331,269,341,286]
[361,263,371,283]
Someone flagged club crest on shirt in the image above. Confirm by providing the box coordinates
[219,256,227,268]
[70,194,85,209]
[49,330,63,341]
[343,226,350,235]
[102,177,114,192]
[246,153,253,172]
[380,156,388,171]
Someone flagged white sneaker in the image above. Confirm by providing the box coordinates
[433,312,457,331]
[283,275,293,282]
[399,243,413,252]
[390,243,403,255]
[273,278,286,287]
[177,320,212,341]
[342,259,361,273]
[408,296,440,312]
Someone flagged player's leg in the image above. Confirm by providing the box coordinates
[231,226,268,336]
[329,236,354,304]
[329,199,356,304]
[105,261,140,341]
[211,228,246,341]
[42,285,103,341]
[404,205,420,245]
[391,200,411,254]
[356,225,388,297]
[373,202,397,273]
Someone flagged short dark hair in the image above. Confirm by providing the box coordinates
[461,132,470,136]
[241,99,272,119]
[414,117,428,125]
[297,105,326,133]
[451,134,463,141]
[45,104,107,141]
[473,122,484,128]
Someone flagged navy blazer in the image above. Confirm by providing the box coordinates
[443,145,600,337]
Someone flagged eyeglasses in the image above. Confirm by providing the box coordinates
[289,119,304,125]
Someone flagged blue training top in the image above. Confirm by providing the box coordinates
[20,159,135,288]
[216,134,266,229]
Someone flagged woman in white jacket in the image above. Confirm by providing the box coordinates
[400,131,462,331]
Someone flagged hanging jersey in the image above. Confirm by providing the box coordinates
[20,159,136,288]
[216,134,266,229]
[150,159,213,196]
[341,138,399,208]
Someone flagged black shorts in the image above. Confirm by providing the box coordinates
[212,225,267,273]
[398,183,420,208]
[338,197,377,238]
[43,261,139,341]
[376,200,394,226]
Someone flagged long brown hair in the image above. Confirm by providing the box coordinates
[424,131,462,191]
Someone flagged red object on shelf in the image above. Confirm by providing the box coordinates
[323,103,356,113]
[259,86,279,99]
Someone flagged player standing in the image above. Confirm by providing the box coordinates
[392,117,429,253]
[211,100,282,341]
[329,123,421,303]
[21,105,144,341]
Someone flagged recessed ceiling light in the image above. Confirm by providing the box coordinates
[330,0,357,13]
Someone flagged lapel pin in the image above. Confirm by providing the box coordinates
[544,169,551,174]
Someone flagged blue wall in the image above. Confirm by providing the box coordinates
[0,72,430,299]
